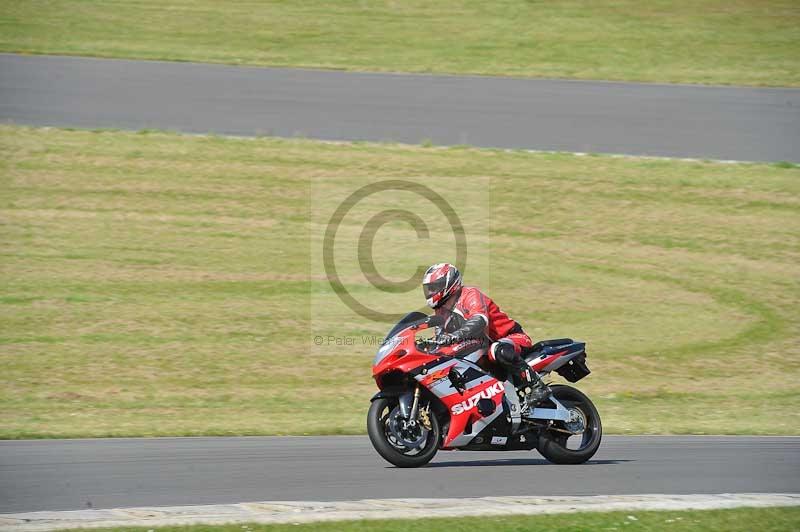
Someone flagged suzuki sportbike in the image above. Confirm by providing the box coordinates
[367,312,601,467]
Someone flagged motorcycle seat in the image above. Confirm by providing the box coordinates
[521,338,576,358]
[529,338,574,352]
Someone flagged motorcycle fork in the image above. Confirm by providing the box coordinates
[408,385,421,422]
[398,386,422,424]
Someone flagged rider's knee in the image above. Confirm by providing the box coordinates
[490,341,518,366]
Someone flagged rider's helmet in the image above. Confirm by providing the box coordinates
[422,263,462,309]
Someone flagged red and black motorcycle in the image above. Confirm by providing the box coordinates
[367,312,601,467]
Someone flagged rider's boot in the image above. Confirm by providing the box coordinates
[514,362,551,415]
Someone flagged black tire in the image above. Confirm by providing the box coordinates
[537,385,602,465]
[367,397,440,468]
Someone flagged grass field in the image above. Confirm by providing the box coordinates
[64,507,800,532]
[1,1,798,87]
[1,125,799,438]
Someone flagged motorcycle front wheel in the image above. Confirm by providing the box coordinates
[537,384,602,464]
[367,397,440,468]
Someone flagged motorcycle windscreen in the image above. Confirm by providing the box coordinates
[373,311,429,366]
[383,311,429,340]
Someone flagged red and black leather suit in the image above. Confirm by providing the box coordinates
[435,286,533,380]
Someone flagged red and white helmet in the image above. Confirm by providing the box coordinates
[422,263,462,309]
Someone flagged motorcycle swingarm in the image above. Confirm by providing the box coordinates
[527,396,571,422]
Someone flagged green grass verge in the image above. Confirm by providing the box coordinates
[1,1,799,86]
[1,125,799,438]
[65,507,800,532]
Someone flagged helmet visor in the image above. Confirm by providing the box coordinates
[423,278,447,299]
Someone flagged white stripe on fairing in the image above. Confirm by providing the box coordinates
[2,494,797,530]
[463,347,487,364]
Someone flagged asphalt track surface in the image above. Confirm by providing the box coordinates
[1,436,798,514]
[1,54,799,162]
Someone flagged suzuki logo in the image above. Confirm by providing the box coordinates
[450,382,504,415]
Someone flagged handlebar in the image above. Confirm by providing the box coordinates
[416,337,466,357]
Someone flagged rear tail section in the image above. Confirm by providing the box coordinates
[523,339,590,383]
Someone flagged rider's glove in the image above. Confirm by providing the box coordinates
[433,333,458,346]
[433,315,487,346]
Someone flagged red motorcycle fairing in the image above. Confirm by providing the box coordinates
[372,318,441,385]
[372,315,515,449]
[412,357,507,448]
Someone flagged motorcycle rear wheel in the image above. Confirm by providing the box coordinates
[367,397,440,468]
[537,384,602,464]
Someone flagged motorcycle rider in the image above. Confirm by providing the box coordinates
[422,262,550,412]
